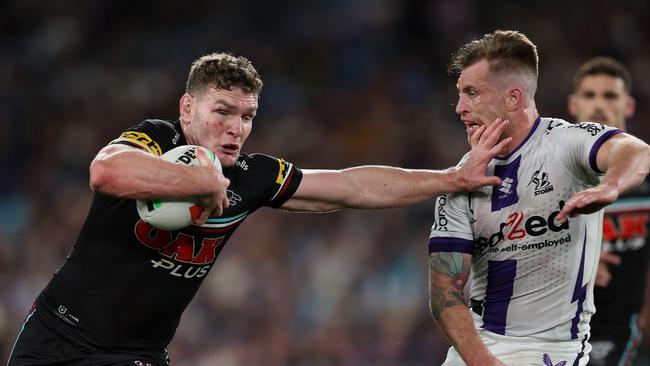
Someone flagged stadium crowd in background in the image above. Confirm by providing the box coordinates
[2,1,650,365]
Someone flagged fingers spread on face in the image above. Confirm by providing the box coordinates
[469,124,487,147]
[488,118,508,140]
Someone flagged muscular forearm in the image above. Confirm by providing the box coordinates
[89,145,218,200]
[429,251,498,366]
[340,166,464,209]
[283,166,464,212]
[433,304,494,366]
[283,120,508,212]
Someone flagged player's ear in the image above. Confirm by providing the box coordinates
[505,87,523,111]
[179,93,193,124]
[625,95,636,119]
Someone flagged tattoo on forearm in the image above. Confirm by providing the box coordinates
[428,252,471,320]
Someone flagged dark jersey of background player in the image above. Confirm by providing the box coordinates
[568,56,649,366]
[590,177,650,365]
[38,119,302,353]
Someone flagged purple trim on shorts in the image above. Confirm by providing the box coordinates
[589,129,623,173]
[427,237,474,254]
[495,117,541,160]
[482,259,517,335]
[570,230,588,340]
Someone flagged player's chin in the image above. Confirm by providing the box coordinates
[466,128,479,144]
[217,154,238,168]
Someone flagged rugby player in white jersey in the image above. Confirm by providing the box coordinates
[427,30,650,366]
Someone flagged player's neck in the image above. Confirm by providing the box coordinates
[500,107,539,156]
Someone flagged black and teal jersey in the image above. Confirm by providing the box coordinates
[38,119,302,350]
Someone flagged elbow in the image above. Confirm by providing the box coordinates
[89,157,114,193]
[643,145,650,175]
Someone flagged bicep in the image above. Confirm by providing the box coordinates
[89,143,156,192]
[94,142,150,161]
[595,133,644,173]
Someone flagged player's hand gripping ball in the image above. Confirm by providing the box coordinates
[136,145,222,230]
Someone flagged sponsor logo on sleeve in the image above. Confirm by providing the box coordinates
[114,131,162,156]
[544,119,561,135]
[276,159,289,184]
[567,122,605,136]
[432,195,449,231]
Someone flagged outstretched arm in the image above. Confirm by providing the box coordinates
[281,119,510,212]
[429,251,506,366]
[557,133,650,222]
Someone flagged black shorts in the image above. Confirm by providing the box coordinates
[589,313,643,366]
[8,307,169,366]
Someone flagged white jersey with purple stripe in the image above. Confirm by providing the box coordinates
[429,117,622,342]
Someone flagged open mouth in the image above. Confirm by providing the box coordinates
[464,121,481,133]
[221,144,240,155]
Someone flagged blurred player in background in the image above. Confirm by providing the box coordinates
[569,56,649,366]
[8,52,510,365]
[427,30,650,365]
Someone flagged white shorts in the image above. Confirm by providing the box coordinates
[442,330,591,366]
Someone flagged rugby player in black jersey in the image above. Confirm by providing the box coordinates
[8,52,510,365]
[569,56,649,366]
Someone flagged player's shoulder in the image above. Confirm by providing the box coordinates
[541,117,610,137]
[134,118,177,132]
[112,119,181,156]
[233,152,291,174]
[238,152,283,165]
[540,117,571,134]
[229,152,301,207]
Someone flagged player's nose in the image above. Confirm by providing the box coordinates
[227,116,244,137]
[455,95,467,115]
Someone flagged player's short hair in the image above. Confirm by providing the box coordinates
[573,56,632,94]
[448,30,538,79]
[186,52,263,96]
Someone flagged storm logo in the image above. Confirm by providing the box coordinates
[528,164,554,196]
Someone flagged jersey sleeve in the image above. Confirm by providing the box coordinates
[109,119,175,156]
[243,153,303,208]
[551,121,622,184]
[428,192,474,255]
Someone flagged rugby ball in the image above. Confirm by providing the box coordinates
[136,145,222,230]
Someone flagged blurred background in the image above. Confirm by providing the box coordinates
[2,0,650,365]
